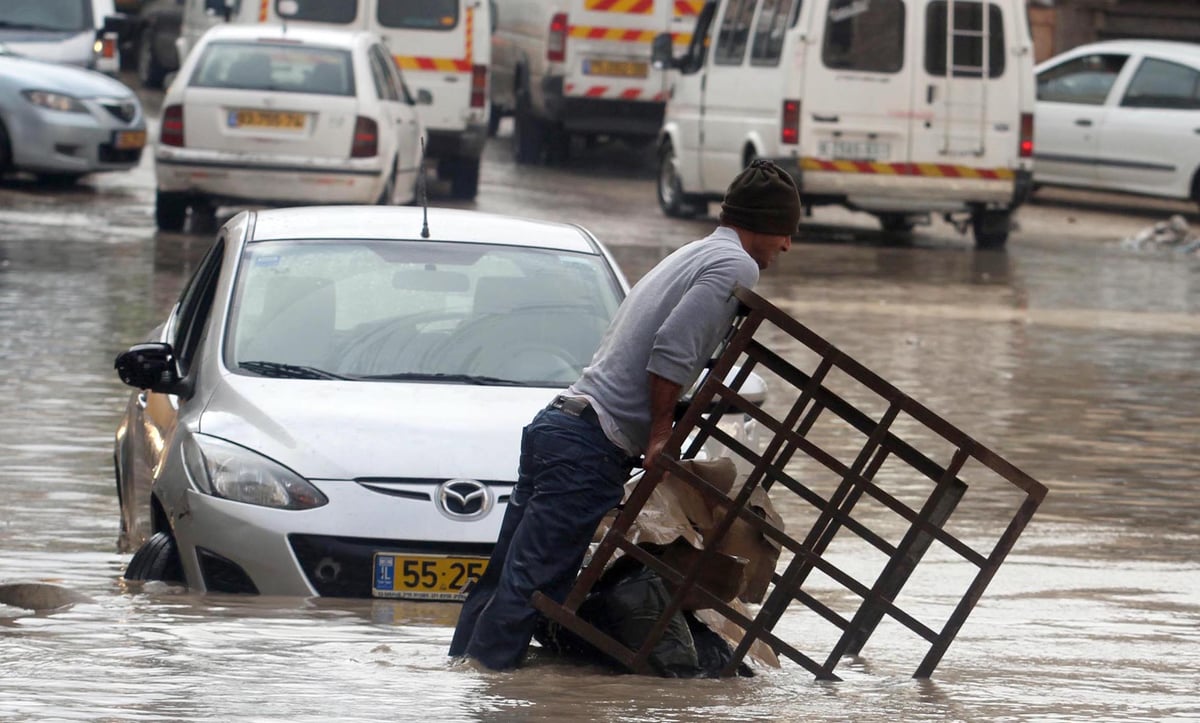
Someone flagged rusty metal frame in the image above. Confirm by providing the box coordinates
[533,287,1048,679]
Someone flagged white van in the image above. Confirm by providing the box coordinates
[177,0,490,198]
[0,0,124,74]
[653,0,1036,248]
[489,0,700,163]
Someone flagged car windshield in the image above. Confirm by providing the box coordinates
[190,42,356,96]
[0,0,92,33]
[226,239,624,386]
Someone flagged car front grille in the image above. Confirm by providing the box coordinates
[100,100,138,123]
[289,533,493,598]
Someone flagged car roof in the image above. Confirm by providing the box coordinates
[1068,39,1200,62]
[199,23,377,48]
[247,206,603,255]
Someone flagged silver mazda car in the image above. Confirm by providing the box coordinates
[113,206,633,599]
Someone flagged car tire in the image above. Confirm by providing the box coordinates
[0,120,11,174]
[512,88,543,165]
[487,103,501,138]
[450,156,480,199]
[137,25,167,90]
[972,209,1010,249]
[657,141,701,219]
[155,191,188,231]
[125,531,184,583]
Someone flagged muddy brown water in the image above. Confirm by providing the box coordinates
[0,129,1198,721]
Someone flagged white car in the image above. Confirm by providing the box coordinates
[154,24,428,231]
[1034,40,1200,204]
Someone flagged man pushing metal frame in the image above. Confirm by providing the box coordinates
[533,286,1048,679]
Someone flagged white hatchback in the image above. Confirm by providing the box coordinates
[1034,40,1200,204]
[154,24,427,230]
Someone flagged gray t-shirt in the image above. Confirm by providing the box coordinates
[568,226,760,455]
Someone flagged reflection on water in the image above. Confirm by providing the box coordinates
[1,203,1198,720]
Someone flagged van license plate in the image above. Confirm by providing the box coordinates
[372,553,487,600]
[583,59,648,78]
[229,109,307,130]
[818,140,891,161]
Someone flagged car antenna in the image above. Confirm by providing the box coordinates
[419,136,430,238]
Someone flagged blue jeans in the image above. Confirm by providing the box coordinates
[448,406,633,670]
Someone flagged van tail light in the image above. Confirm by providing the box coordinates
[470,64,487,108]
[94,35,116,60]
[161,104,185,147]
[351,116,378,158]
[548,13,568,63]
[781,99,800,145]
[1019,112,1034,158]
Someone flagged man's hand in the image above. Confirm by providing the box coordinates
[646,372,683,474]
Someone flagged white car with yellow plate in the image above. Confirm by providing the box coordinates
[154,23,427,230]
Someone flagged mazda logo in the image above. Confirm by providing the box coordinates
[435,479,493,521]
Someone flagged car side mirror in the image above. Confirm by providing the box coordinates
[416,88,433,105]
[101,14,130,39]
[651,32,676,71]
[115,342,189,396]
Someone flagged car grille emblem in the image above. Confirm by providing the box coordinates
[435,479,493,521]
[101,101,137,123]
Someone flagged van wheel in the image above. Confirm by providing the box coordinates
[487,104,501,138]
[657,142,700,218]
[137,25,167,89]
[155,191,188,231]
[125,531,184,583]
[972,210,1011,249]
[513,108,543,165]
[451,157,480,199]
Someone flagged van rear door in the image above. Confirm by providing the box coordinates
[802,0,913,180]
[909,0,1024,178]
[565,0,676,112]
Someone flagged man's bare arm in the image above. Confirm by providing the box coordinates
[645,372,683,474]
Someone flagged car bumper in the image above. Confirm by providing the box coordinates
[8,104,145,175]
[797,164,1023,213]
[425,124,488,161]
[542,76,664,138]
[155,148,389,205]
[172,481,508,598]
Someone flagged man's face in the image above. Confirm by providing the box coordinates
[745,231,793,269]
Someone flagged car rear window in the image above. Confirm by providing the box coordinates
[275,0,356,24]
[190,42,356,96]
[0,0,92,33]
[822,0,905,74]
[377,0,458,30]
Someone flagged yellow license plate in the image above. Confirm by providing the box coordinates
[584,59,648,78]
[230,109,307,130]
[372,553,488,600]
[113,129,146,150]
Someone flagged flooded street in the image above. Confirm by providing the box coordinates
[1,98,1199,721]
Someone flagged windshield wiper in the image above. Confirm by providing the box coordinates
[0,21,63,31]
[353,372,522,386]
[239,360,347,380]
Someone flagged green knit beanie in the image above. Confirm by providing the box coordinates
[720,159,801,236]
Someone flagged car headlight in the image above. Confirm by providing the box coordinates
[181,433,328,510]
[21,90,88,113]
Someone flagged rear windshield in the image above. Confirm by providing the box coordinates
[275,0,356,25]
[378,0,458,30]
[190,42,356,96]
[822,0,905,74]
[0,0,92,33]
[925,1,1005,78]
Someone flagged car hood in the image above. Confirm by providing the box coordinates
[0,54,129,96]
[0,30,94,69]
[198,376,560,482]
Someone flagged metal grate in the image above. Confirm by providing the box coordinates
[533,286,1048,679]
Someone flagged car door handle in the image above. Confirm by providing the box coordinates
[1075,119,1093,127]
[812,114,839,123]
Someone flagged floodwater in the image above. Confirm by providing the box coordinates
[1,117,1199,722]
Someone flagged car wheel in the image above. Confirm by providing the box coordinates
[124,531,184,583]
[155,190,188,231]
[137,25,167,89]
[657,141,700,219]
[450,156,480,199]
[878,213,915,235]
[190,199,218,232]
[487,103,501,138]
[972,209,1010,249]
[0,120,11,174]
[512,88,543,165]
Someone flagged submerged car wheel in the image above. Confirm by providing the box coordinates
[125,531,184,584]
[657,142,700,219]
[155,191,187,231]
